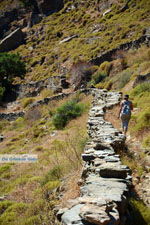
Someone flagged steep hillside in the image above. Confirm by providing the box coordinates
[12,0,150,81]
[0,0,150,224]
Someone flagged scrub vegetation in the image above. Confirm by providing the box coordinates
[0,93,91,225]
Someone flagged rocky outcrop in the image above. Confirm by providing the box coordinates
[27,12,43,28]
[0,28,25,52]
[133,73,150,87]
[58,89,132,225]
[90,35,150,66]
[0,0,64,41]
[36,0,64,15]
[13,75,69,100]
[59,35,78,44]
[0,9,17,39]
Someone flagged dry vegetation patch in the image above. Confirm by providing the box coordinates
[0,93,91,225]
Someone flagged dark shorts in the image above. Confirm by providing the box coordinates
[120,114,131,130]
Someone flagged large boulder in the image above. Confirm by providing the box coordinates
[0,28,25,52]
[0,9,18,39]
[36,0,64,15]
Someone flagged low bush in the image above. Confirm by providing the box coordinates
[52,100,84,129]
[41,89,54,98]
[92,71,107,85]
[11,117,25,130]
[0,165,11,176]
[143,135,150,148]
[21,98,34,108]
[118,70,132,89]
[0,200,13,214]
[131,83,150,96]
[99,61,112,75]
[41,166,62,186]
[95,80,113,90]
[133,107,150,132]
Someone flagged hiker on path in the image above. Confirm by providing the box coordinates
[118,94,133,135]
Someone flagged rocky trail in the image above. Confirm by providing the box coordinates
[58,89,133,225]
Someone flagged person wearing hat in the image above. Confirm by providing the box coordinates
[118,94,133,135]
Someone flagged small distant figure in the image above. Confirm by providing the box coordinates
[118,94,133,135]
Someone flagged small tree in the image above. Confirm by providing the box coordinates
[0,53,26,101]
[0,53,26,83]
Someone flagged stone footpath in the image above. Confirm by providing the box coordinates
[58,89,132,225]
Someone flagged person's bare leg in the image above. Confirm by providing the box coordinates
[124,128,127,135]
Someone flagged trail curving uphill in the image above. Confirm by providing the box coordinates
[59,89,132,225]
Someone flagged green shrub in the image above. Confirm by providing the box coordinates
[92,71,107,85]
[52,100,84,129]
[118,70,132,89]
[43,180,60,192]
[132,107,150,133]
[0,200,13,214]
[99,61,112,75]
[32,126,45,138]
[0,165,11,176]
[0,202,28,225]
[131,83,150,96]
[0,53,26,102]
[0,53,26,83]
[11,117,25,130]
[21,215,41,225]
[41,166,62,186]
[143,134,150,148]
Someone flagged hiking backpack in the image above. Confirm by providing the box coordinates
[122,101,131,115]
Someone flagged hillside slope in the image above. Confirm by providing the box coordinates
[0,0,150,225]
[12,0,150,81]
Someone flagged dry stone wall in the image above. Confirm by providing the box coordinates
[59,89,132,225]
[0,111,25,121]
[0,89,91,121]
[90,34,150,66]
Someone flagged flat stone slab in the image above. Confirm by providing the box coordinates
[81,175,128,203]
[98,163,131,179]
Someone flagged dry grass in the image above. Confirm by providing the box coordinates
[0,94,91,200]
[105,105,121,131]
[60,170,81,208]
